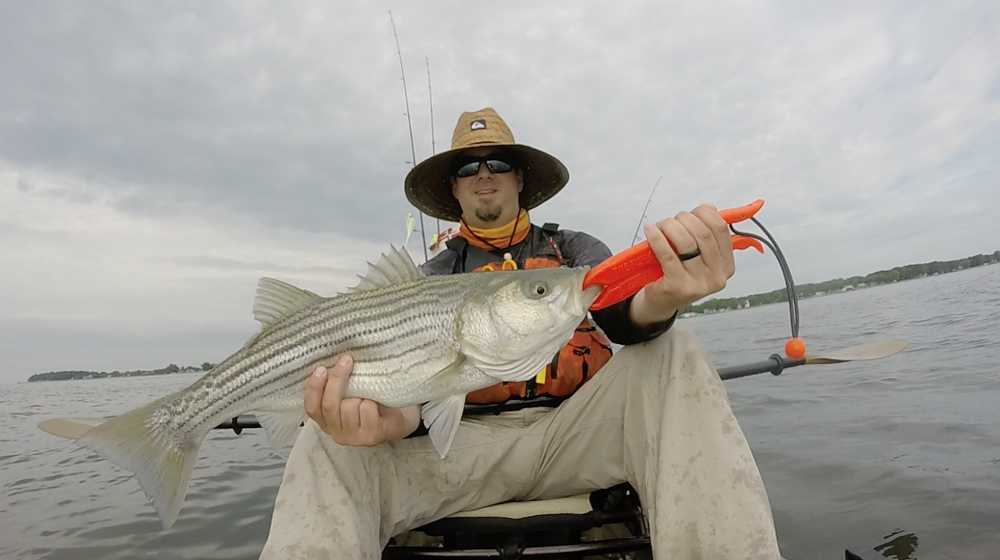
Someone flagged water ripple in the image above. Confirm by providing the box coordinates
[3,265,1000,559]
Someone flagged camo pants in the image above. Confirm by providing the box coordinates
[258,325,781,559]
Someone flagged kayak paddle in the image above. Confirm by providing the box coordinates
[37,339,907,439]
[717,339,908,381]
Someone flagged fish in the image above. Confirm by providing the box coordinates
[70,246,602,528]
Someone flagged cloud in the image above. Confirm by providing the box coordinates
[0,0,998,380]
[0,164,390,378]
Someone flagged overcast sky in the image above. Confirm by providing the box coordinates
[1,1,998,382]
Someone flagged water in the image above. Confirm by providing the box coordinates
[1,374,284,560]
[2,264,999,560]
[687,264,1000,560]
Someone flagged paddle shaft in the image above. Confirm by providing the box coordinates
[42,340,904,436]
[207,355,806,430]
[717,354,805,381]
[216,415,263,433]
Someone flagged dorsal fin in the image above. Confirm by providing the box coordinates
[349,246,424,293]
[253,278,322,328]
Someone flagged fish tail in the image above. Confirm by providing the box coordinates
[77,399,202,529]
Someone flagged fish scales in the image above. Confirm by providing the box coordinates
[163,275,471,433]
[179,270,497,429]
[55,247,601,528]
[250,278,465,392]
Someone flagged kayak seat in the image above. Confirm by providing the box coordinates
[382,482,652,559]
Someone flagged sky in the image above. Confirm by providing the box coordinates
[1,1,998,382]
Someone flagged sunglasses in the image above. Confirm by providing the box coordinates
[452,155,516,178]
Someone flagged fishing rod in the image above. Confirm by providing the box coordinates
[426,58,441,237]
[389,10,429,262]
[630,176,662,246]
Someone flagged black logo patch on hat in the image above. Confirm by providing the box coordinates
[470,119,486,130]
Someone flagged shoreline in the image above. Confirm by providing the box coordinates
[680,256,998,318]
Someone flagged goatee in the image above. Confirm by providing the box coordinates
[474,204,503,223]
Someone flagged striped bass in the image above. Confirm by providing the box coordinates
[70,246,602,528]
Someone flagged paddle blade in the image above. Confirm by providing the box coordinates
[38,417,107,439]
[804,339,908,364]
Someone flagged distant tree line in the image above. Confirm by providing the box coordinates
[28,362,216,382]
[681,250,1000,316]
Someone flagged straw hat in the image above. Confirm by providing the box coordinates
[404,107,569,222]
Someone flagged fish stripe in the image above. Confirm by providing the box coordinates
[154,268,585,436]
[166,277,475,429]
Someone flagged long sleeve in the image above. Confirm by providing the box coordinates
[558,229,676,345]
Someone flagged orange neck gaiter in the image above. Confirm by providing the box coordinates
[459,208,530,251]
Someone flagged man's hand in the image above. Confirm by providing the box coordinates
[304,354,422,447]
[629,203,735,327]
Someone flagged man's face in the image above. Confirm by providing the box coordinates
[450,147,523,228]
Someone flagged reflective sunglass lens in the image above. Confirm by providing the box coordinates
[485,159,513,174]
[453,156,514,177]
[455,161,481,177]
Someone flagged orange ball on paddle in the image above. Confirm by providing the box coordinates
[785,338,806,360]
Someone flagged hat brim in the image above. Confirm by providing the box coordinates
[404,144,569,223]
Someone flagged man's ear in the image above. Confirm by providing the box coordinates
[516,169,524,193]
[451,176,459,197]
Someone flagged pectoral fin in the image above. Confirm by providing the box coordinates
[421,394,466,458]
[256,409,307,451]
[465,352,551,383]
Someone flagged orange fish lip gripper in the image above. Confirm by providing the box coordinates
[584,199,765,311]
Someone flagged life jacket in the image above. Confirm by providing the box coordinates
[446,224,613,404]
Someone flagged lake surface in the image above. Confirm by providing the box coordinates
[2,264,998,560]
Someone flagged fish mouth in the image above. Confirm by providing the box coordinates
[582,284,602,309]
[573,268,603,312]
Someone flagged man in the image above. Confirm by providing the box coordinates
[259,108,781,559]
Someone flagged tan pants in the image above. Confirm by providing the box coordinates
[259,326,781,559]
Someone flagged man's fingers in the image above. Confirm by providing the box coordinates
[304,366,329,430]
[691,202,728,236]
[675,211,719,269]
[644,223,675,269]
[320,354,354,434]
[339,398,363,434]
[357,400,383,443]
[691,204,734,266]
[645,221,691,274]
[663,216,699,256]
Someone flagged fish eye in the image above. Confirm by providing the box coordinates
[529,282,548,298]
